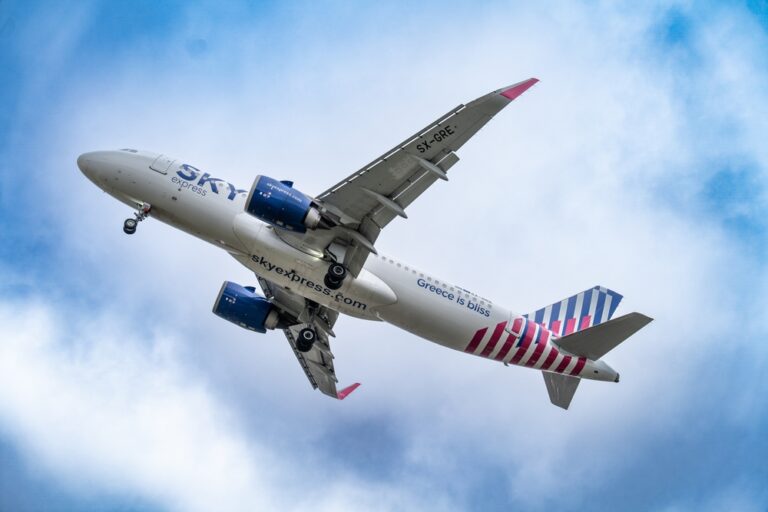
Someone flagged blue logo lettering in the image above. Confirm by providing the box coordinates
[175,164,247,200]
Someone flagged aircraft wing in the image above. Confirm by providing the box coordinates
[257,276,359,400]
[315,78,539,275]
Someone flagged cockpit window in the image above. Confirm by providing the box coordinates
[120,148,138,153]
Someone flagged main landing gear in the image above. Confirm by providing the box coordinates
[296,299,323,353]
[296,327,317,352]
[123,203,151,235]
[324,262,347,290]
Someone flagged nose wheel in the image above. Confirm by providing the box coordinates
[123,218,138,234]
[123,203,151,235]
[296,327,317,352]
[324,262,347,290]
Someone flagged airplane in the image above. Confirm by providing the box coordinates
[77,78,652,409]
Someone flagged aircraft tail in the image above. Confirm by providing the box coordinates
[526,285,624,337]
[542,311,653,410]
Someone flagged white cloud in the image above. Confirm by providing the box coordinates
[0,300,277,511]
[0,299,449,512]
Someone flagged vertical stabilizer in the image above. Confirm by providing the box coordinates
[543,372,581,409]
[526,285,623,337]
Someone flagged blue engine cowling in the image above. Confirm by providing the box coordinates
[245,176,321,233]
[212,281,279,333]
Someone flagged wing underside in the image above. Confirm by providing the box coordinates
[257,276,358,399]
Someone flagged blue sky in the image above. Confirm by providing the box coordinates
[1,1,767,511]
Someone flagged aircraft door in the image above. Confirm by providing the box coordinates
[150,154,175,174]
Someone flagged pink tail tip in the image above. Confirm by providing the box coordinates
[337,382,361,400]
[500,78,539,100]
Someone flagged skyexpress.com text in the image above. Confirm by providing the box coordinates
[251,255,367,310]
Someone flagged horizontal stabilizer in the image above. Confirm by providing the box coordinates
[543,372,580,410]
[556,312,653,361]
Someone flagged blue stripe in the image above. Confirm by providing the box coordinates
[549,301,561,329]
[516,320,529,347]
[534,308,545,324]
[594,292,606,325]
[564,295,577,324]
[579,288,593,321]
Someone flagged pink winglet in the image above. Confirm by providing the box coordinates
[500,78,539,101]
[337,382,361,400]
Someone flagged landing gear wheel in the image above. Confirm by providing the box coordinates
[122,203,151,235]
[328,263,347,280]
[324,274,342,290]
[296,328,317,352]
[324,263,347,290]
[123,218,138,235]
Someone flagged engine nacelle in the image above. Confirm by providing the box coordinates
[212,281,280,333]
[245,176,321,233]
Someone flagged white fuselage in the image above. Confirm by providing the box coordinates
[78,149,617,382]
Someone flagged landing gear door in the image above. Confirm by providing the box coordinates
[150,154,175,174]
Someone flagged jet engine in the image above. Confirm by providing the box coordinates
[212,281,280,333]
[245,176,322,233]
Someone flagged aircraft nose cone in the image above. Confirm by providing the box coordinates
[77,152,94,176]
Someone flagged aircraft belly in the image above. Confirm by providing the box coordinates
[365,258,510,353]
[232,213,396,320]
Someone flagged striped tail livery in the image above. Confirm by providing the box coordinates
[465,286,652,409]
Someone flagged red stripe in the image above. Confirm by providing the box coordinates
[580,315,591,330]
[570,356,587,376]
[540,347,559,369]
[480,321,507,358]
[510,323,537,365]
[494,332,516,361]
[564,318,576,335]
[550,319,562,335]
[554,355,572,373]
[524,329,550,367]
[464,327,487,353]
[511,317,523,333]
[494,317,523,361]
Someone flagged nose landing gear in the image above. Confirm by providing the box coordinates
[324,262,347,290]
[123,203,151,235]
